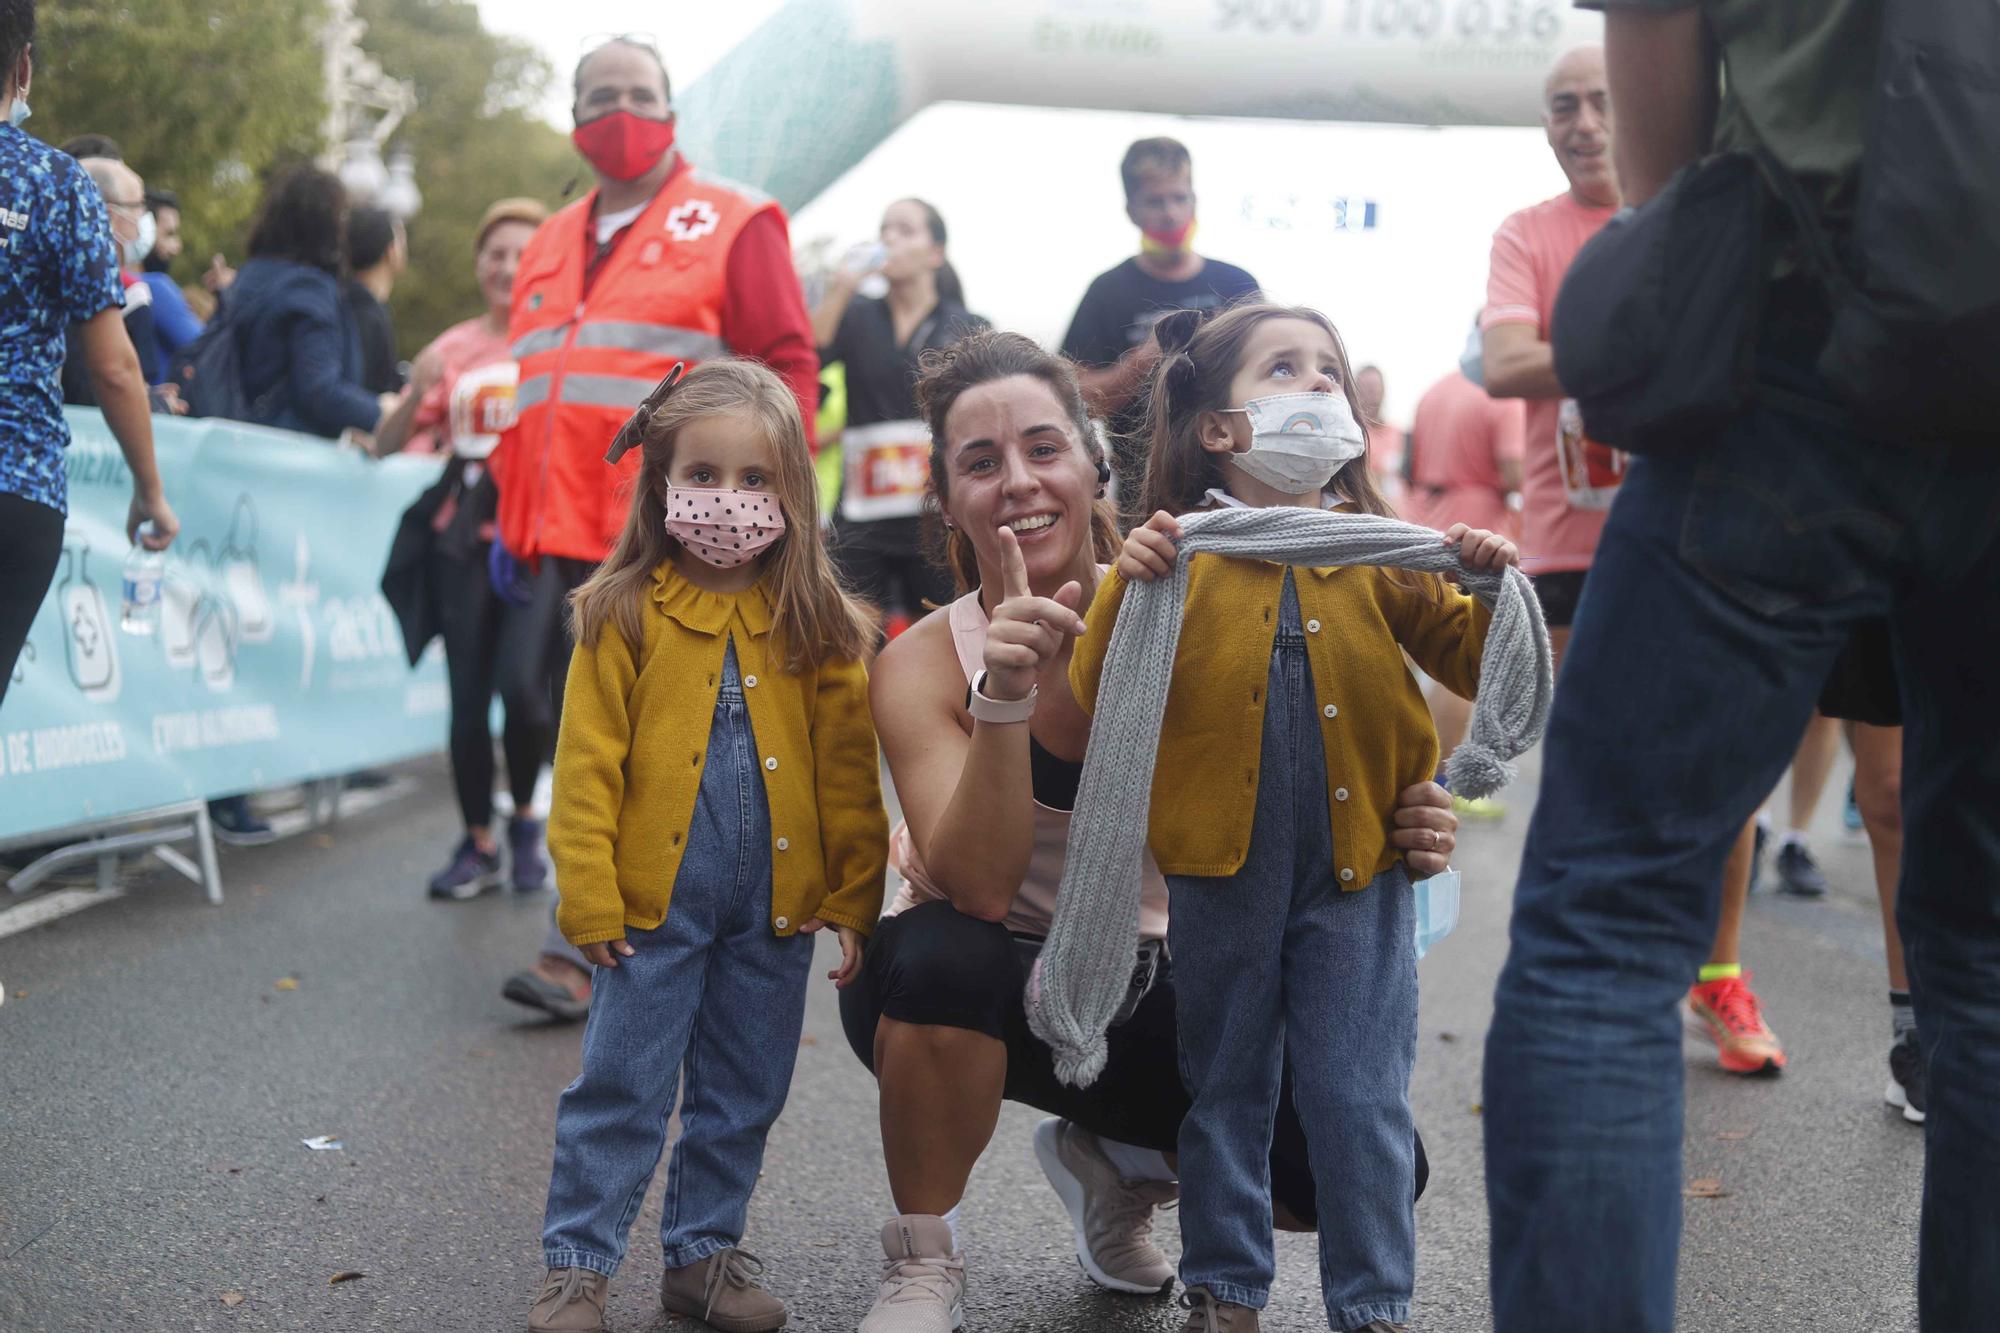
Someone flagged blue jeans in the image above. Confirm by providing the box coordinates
[542,642,815,1276]
[1169,576,1418,1330]
[1484,354,2000,1332]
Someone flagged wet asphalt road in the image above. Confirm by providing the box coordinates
[0,747,1921,1331]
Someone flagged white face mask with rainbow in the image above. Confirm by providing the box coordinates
[1219,390,1366,495]
[664,487,785,570]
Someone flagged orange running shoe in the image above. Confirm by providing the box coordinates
[1687,972,1787,1075]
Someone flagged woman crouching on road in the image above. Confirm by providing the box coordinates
[839,330,1460,1332]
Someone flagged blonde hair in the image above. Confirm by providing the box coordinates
[568,359,876,671]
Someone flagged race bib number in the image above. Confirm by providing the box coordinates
[1557,398,1626,510]
[448,361,520,460]
[840,419,932,523]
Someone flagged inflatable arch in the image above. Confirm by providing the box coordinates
[676,0,1603,213]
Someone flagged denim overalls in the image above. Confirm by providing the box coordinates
[1166,572,1418,1330]
[542,640,816,1276]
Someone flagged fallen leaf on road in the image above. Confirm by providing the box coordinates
[314,1195,327,1204]
[220,1291,245,1307]
[275,977,299,991]
[1437,1031,1457,1042]
[328,1271,365,1285]
[1717,1129,1752,1141]
[1684,1178,1730,1199]
[312,835,334,849]
[301,1135,343,1151]
[1470,1103,1484,1115]
[799,1035,818,1047]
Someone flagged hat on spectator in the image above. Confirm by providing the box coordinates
[475,197,549,250]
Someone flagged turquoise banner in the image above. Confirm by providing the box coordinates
[0,411,450,841]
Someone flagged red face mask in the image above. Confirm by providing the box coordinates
[1139,218,1197,257]
[571,109,677,182]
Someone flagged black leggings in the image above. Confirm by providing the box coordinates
[431,546,546,828]
[494,554,595,745]
[0,493,65,713]
[839,899,1428,1227]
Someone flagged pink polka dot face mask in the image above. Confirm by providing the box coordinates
[664,487,787,569]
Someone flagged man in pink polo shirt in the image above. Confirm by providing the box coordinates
[1480,45,1621,654]
[1483,44,1785,1081]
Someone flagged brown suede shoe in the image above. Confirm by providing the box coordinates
[528,1267,608,1332]
[1178,1286,1261,1333]
[660,1248,787,1332]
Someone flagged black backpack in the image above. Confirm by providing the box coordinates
[1553,3,1999,454]
[166,295,269,422]
[1785,0,2000,441]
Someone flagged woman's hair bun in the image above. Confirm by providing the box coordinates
[1151,307,1209,356]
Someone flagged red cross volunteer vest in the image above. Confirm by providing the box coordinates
[489,160,776,563]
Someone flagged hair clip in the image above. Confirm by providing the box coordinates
[604,361,687,463]
[1163,350,1202,407]
[1151,307,1208,356]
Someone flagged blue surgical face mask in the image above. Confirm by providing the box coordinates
[7,96,28,129]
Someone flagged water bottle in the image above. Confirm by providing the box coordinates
[845,241,890,299]
[1412,868,1461,961]
[121,525,164,635]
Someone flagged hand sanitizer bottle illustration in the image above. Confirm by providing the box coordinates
[220,494,272,643]
[161,541,206,669]
[60,542,120,702]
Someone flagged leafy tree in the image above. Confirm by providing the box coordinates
[28,0,328,278]
[355,0,578,356]
[29,0,577,358]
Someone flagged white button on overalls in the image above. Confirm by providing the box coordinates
[776,837,789,851]
[764,756,778,771]
[1306,619,1321,633]
[1323,704,1338,719]
[1340,868,1355,883]
[774,916,790,930]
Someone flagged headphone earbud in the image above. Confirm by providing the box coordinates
[1096,456,1113,486]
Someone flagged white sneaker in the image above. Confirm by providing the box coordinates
[859,1214,964,1333]
[1034,1117,1178,1294]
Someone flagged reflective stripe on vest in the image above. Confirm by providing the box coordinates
[512,324,572,359]
[516,373,553,412]
[514,371,656,412]
[554,373,658,409]
[572,320,728,360]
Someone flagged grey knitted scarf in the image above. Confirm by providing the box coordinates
[1025,505,1554,1087]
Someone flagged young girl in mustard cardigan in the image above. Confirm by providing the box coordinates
[529,360,886,1333]
[1073,304,1518,1333]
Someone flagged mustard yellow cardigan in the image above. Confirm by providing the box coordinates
[1071,554,1489,886]
[548,564,887,947]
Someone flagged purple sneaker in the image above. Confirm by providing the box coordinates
[509,816,550,893]
[427,837,502,901]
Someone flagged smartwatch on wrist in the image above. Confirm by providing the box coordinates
[968,669,1037,724]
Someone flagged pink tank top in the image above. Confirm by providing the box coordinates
[885,589,1171,941]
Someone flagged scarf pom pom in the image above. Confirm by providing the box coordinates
[1444,741,1515,800]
